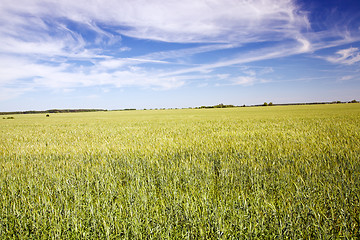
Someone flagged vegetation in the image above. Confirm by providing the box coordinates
[197,103,235,109]
[0,100,357,116]
[0,109,107,115]
[0,104,359,239]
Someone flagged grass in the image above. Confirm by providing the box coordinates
[1,104,360,239]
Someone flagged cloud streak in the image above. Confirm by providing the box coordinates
[0,0,360,104]
[1,0,308,42]
[324,47,360,65]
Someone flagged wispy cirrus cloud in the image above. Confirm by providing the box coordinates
[0,58,185,90]
[324,47,360,65]
[0,0,307,98]
[140,43,240,62]
[340,75,354,81]
[0,0,308,43]
[158,41,306,77]
[232,76,258,86]
[0,0,359,106]
[211,65,272,87]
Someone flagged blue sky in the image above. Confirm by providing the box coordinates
[0,0,360,111]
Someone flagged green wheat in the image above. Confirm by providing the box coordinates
[0,104,359,239]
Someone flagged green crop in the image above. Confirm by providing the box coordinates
[1,104,359,239]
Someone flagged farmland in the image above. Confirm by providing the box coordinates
[1,104,359,239]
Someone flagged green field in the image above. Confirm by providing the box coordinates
[1,104,360,239]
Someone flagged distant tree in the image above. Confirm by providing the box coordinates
[263,102,268,106]
[217,103,224,108]
[269,102,273,106]
[350,99,358,103]
[213,103,235,108]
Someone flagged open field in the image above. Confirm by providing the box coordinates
[1,104,360,239]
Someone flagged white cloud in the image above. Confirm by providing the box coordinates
[140,43,239,61]
[0,87,33,101]
[119,47,131,52]
[1,0,360,103]
[259,67,274,75]
[98,58,168,69]
[296,37,311,53]
[216,74,230,80]
[1,0,308,43]
[340,75,354,81]
[0,56,187,101]
[213,65,272,86]
[159,42,300,77]
[325,47,360,65]
[240,67,256,77]
[233,76,257,86]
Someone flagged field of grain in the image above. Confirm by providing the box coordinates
[1,104,359,239]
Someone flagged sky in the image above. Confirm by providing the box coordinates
[0,0,360,111]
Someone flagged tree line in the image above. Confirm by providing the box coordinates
[0,109,107,115]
